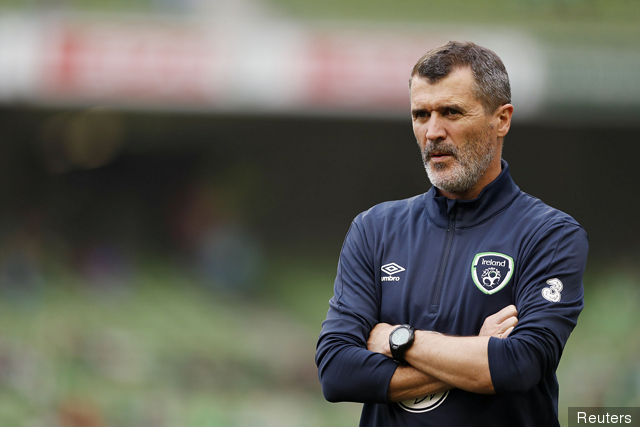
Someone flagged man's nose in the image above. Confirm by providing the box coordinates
[425,115,446,142]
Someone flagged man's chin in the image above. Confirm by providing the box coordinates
[427,168,468,192]
[426,164,456,182]
[427,174,453,190]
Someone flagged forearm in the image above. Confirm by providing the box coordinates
[317,333,399,403]
[367,306,516,397]
[405,332,494,394]
[388,364,452,402]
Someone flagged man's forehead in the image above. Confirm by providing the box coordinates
[410,67,477,106]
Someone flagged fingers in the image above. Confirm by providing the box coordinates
[493,304,518,323]
[501,326,515,338]
[500,313,518,329]
[497,304,518,338]
[496,305,518,338]
[479,305,519,338]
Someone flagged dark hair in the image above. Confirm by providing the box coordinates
[411,41,511,112]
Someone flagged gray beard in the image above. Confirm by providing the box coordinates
[421,140,496,195]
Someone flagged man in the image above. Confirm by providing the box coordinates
[315,41,588,426]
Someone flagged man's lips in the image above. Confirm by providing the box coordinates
[428,151,454,160]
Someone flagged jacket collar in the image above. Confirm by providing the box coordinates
[424,159,520,229]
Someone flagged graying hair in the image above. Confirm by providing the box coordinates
[411,41,511,113]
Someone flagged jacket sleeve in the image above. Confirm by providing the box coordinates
[488,220,588,393]
[315,218,399,403]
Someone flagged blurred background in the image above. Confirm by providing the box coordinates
[0,0,638,426]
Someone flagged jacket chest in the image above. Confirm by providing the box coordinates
[377,228,517,333]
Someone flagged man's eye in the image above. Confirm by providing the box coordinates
[445,108,461,116]
[414,111,429,119]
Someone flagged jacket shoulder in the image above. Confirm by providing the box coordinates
[514,191,585,232]
[354,193,427,228]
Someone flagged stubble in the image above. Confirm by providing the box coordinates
[421,126,498,195]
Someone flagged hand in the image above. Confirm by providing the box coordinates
[479,304,518,338]
[367,323,395,357]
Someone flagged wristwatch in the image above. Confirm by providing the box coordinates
[389,324,415,364]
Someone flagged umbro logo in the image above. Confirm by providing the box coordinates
[381,263,405,282]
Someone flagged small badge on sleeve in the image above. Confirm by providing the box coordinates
[471,252,514,295]
[541,278,563,302]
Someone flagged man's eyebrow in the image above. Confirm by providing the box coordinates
[439,103,466,112]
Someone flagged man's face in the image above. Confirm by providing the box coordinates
[410,67,505,199]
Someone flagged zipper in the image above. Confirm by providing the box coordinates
[429,208,456,313]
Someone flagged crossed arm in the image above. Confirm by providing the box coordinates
[367,305,518,401]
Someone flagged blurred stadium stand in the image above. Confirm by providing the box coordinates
[0,1,638,263]
[0,1,638,120]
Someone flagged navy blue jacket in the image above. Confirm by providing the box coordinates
[315,161,588,426]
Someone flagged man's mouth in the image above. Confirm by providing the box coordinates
[428,151,454,160]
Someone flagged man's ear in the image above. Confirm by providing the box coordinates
[495,104,513,138]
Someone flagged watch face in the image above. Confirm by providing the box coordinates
[391,327,411,345]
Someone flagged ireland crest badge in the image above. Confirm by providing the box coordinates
[471,252,514,295]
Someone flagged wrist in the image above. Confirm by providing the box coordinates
[404,330,441,363]
[389,324,415,364]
